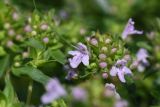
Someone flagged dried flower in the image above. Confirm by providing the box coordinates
[122,18,143,40]
[41,78,66,104]
[68,43,89,68]
[110,59,132,83]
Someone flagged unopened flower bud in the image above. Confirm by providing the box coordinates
[28,17,32,23]
[123,54,131,61]
[90,38,98,46]
[111,48,117,53]
[85,37,90,42]
[102,72,108,79]
[12,12,19,21]
[89,63,97,69]
[8,29,15,37]
[24,25,32,32]
[31,31,37,36]
[99,62,107,68]
[101,47,108,52]
[7,40,14,47]
[99,53,106,59]
[40,24,48,30]
[43,37,49,43]
[14,62,20,67]
[105,38,111,44]
[22,52,29,58]
[80,28,86,35]
[33,25,38,29]
[4,23,10,29]
[16,34,22,41]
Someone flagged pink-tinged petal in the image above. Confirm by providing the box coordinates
[69,53,83,68]
[82,55,89,66]
[117,71,126,83]
[68,51,80,56]
[110,66,118,76]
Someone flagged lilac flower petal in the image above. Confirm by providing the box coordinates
[110,66,118,76]
[68,42,89,68]
[82,55,89,66]
[122,18,143,39]
[136,48,149,61]
[69,53,83,68]
[117,71,126,83]
[41,91,58,104]
[41,78,66,104]
[68,51,80,56]
[123,66,132,75]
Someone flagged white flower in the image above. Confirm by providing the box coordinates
[68,43,89,68]
[110,59,132,83]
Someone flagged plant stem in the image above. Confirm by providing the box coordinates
[26,79,33,107]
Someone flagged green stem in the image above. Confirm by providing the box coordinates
[26,79,33,107]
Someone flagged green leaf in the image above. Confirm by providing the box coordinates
[0,55,10,77]
[3,74,22,107]
[12,66,51,85]
[0,92,7,107]
[0,46,6,56]
[137,42,152,51]
[50,50,66,64]
[26,38,45,50]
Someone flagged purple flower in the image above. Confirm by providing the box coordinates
[115,99,128,107]
[104,83,120,100]
[68,43,89,68]
[41,78,66,104]
[136,48,149,64]
[122,18,143,39]
[110,59,132,83]
[132,48,149,72]
[72,87,87,101]
[64,65,78,80]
